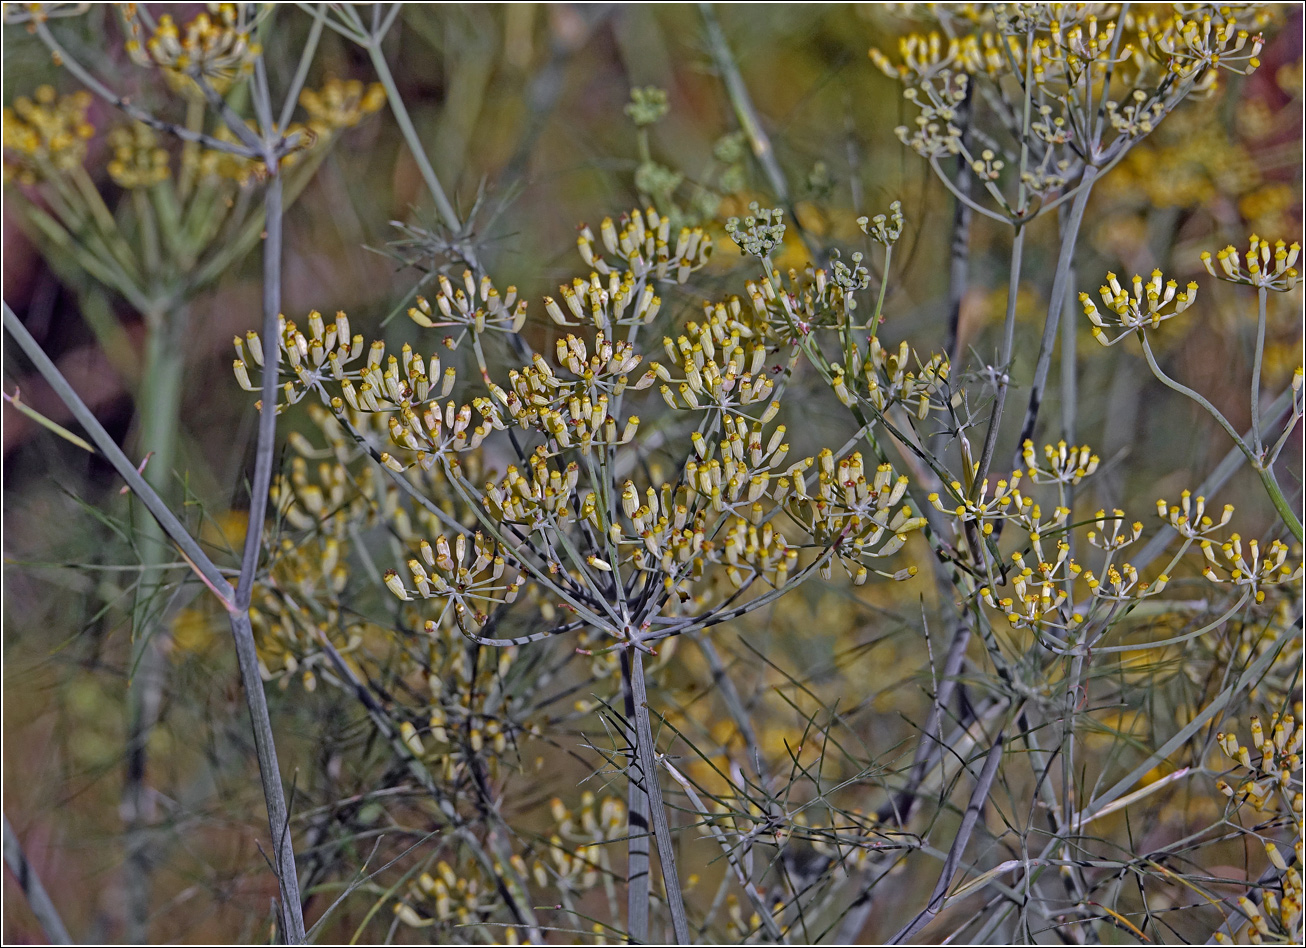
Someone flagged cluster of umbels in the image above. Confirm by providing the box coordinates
[273,404,409,537]
[235,310,508,470]
[252,404,556,802]
[624,86,670,128]
[493,332,648,450]
[654,304,777,413]
[725,202,788,258]
[919,437,1301,646]
[248,406,400,687]
[3,68,384,347]
[123,2,265,90]
[236,210,927,662]
[1,84,93,183]
[409,270,528,341]
[393,623,539,785]
[870,5,1269,217]
[1213,708,1303,944]
[247,534,354,691]
[858,200,905,246]
[1075,249,1304,548]
[1079,268,1200,346]
[1211,595,1305,710]
[1022,439,1100,486]
[1135,7,1265,85]
[387,532,524,639]
[787,448,929,586]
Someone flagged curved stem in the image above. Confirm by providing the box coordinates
[1257,465,1304,542]
[1090,591,1250,654]
[927,156,1014,225]
[1138,333,1254,461]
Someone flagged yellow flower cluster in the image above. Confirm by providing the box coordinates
[2,84,93,183]
[832,337,950,420]
[409,269,528,338]
[196,119,316,185]
[124,3,263,89]
[576,207,711,286]
[1137,9,1264,84]
[106,122,169,189]
[237,206,930,652]
[793,449,926,584]
[955,460,1301,641]
[655,303,776,412]
[871,5,1272,219]
[537,793,626,892]
[1155,490,1234,540]
[1200,535,1302,604]
[1028,13,1131,88]
[743,260,883,339]
[248,534,355,691]
[1022,439,1100,486]
[1214,707,1303,944]
[234,309,364,408]
[298,77,385,135]
[493,331,647,449]
[1080,268,1199,346]
[387,532,523,636]
[1202,235,1302,292]
[869,29,1015,83]
[922,444,1199,636]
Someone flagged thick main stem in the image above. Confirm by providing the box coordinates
[621,652,651,944]
[1011,166,1098,464]
[626,649,690,944]
[234,173,307,943]
[123,305,188,943]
